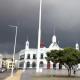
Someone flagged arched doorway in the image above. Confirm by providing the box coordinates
[39,61,44,67]
[53,63,56,69]
[47,61,50,69]
[32,62,36,68]
[59,63,62,69]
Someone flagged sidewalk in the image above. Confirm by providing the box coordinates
[4,70,22,80]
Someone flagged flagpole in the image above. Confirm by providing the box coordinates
[36,0,42,72]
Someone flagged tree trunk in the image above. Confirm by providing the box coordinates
[68,68,71,77]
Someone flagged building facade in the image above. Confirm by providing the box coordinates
[2,58,15,70]
[18,34,80,70]
[18,34,68,69]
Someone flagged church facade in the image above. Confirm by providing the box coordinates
[18,34,80,70]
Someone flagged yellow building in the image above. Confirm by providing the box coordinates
[2,58,15,70]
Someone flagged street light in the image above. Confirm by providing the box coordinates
[8,25,18,77]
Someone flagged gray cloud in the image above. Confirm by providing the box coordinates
[0,0,80,53]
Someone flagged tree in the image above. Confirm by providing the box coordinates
[46,48,80,76]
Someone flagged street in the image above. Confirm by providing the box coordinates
[0,70,17,80]
[20,69,80,80]
[0,70,11,80]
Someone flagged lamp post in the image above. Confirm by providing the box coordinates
[8,25,18,76]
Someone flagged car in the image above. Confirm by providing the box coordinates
[0,68,6,73]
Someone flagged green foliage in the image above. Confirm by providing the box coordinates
[63,48,80,67]
[46,50,64,63]
[46,48,80,67]
[46,47,80,76]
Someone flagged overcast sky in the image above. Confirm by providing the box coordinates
[0,0,80,54]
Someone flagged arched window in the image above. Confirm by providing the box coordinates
[53,63,56,69]
[26,62,30,68]
[39,61,44,67]
[33,54,36,59]
[59,63,62,69]
[27,54,30,59]
[20,55,25,60]
[32,62,36,68]
[40,53,43,59]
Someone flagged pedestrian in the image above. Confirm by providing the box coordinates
[73,69,76,75]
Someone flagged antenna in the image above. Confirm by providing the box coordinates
[53,26,56,35]
[26,35,29,41]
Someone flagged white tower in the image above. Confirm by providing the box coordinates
[52,35,57,43]
[75,43,79,51]
[23,40,29,71]
[36,0,42,72]
[52,26,57,43]
[25,40,29,50]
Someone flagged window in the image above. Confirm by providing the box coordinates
[53,63,56,69]
[9,63,12,65]
[27,54,30,59]
[9,66,12,68]
[32,62,36,68]
[40,53,43,59]
[26,62,30,68]
[33,54,36,59]
[59,63,62,69]
[20,55,25,60]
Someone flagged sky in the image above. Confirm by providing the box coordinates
[0,0,80,54]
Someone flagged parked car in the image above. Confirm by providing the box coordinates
[0,68,6,73]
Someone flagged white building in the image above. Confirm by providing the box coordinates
[18,34,66,70]
[18,34,80,70]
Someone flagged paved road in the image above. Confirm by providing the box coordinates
[21,69,36,80]
[0,70,17,80]
[20,69,80,80]
[0,70,11,80]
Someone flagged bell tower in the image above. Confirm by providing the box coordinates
[25,40,29,50]
[52,35,57,43]
[52,26,57,43]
